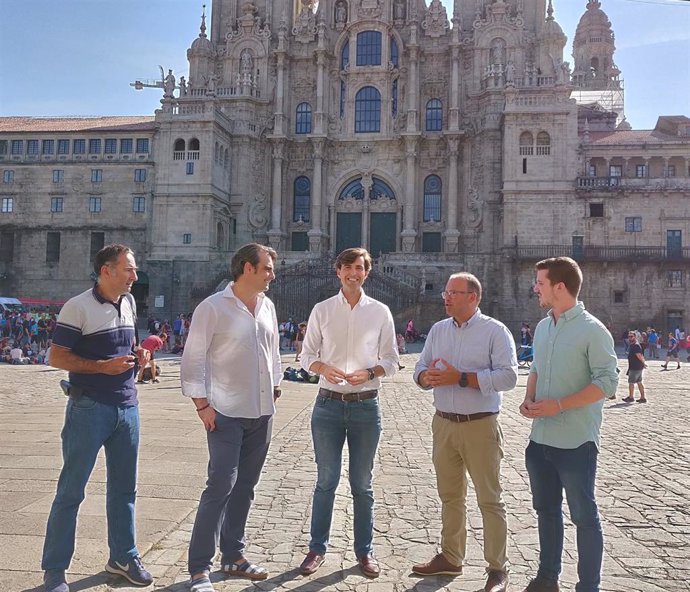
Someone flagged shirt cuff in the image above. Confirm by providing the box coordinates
[181,381,208,398]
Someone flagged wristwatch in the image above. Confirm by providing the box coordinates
[458,372,469,387]
[367,367,376,381]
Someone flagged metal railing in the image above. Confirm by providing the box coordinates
[512,245,690,261]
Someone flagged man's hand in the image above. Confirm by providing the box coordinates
[274,387,282,402]
[197,406,217,432]
[319,363,348,385]
[424,358,461,387]
[98,355,137,375]
[520,399,561,418]
[345,369,370,386]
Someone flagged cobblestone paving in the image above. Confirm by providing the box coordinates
[1,353,688,592]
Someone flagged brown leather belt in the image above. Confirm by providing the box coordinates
[318,388,378,402]
[436,410,498,423]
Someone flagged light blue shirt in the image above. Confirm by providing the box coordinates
[529,302,619,449]
[414,309,518,414]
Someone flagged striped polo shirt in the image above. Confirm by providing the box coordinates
[52,285,138,406]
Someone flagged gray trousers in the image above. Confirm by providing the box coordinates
[188,413,272,575]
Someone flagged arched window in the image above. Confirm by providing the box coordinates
[216,222,225,250]
[390,37,399,68]
[370,177,395,200]
[223,147,229,169]
[536,131,551,155]
[340,40,349,69]
[423,175,442,222]
[519,131,534,155]
[340,80,346,118]
[293,176,311,222]
[339,178,365,200]
[355,86,381,133]
[214,142,219,163]
[189,138,200,151]
[391,79,398,116]
[425,99,443,131]
[356,31,382,66]
[295,102,312,134]
[174,138,186,151]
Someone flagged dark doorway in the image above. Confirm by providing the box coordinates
[369,212,396,257]
[336,212,362,253]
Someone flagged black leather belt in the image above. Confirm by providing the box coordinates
[318,388,378,402]
[436,410,498,423]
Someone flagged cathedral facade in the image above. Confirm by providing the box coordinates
[1,0,689,334]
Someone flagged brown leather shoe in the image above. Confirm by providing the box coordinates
[522,577,560,592]
[485,570,508,592]
[299,551,325,576]
[412,553,462,577]
[357,553,380,578]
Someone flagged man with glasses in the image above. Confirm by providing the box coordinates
[412,272,517,592]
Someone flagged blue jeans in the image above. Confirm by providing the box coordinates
[188,413,272,575]
[309,395,382,558]
[525,440,603,592]
[42,396,140,571]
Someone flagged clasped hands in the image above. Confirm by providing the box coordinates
[320,364,371,386]
[421,358,462,388]
[519,398,561,418]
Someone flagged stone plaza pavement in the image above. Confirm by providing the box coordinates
[1,353,688,592]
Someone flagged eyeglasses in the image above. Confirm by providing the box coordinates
[441,290,474,299]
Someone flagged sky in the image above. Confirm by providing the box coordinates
[1,0,688,129]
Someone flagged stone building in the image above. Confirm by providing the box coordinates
[0,0,688,334]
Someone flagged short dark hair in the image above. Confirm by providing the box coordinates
[335,247,372,272]
[535,257,583,298]
[94,244,133,276]
[449,272,483,301]
[230,243,277,281]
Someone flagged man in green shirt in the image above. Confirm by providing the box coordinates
[519,257,618,592]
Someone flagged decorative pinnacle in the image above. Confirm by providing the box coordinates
[200,4,207,37]
[547,0,554,20]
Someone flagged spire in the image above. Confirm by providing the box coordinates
[547,0,554,21]
[200,4,207,38]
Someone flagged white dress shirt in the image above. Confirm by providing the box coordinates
[300,290,399,393]
[180,283,281,418]
[414,309,518,414]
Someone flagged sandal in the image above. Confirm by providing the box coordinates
[223,560,268,581]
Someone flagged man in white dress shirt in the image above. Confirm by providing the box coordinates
[181,243,281,592]
[298,247,399,578]
[412,272,517,592]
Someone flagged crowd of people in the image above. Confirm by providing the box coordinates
[0,310,57,365]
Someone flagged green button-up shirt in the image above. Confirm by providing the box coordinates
[529,302,619,449]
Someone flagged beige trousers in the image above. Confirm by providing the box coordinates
[431,412,508,572]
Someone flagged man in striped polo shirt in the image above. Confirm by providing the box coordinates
[41,244,153,592]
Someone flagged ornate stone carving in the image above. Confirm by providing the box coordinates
[357,0,382,20]
[421,0,449,38]
[335,1,348,30]
[467,186,484,230]
[248,192,268,229]
[226,1,271,41]
[293,0,317,44]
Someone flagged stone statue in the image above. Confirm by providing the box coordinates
[505,61,515,84]
[163,69,175,98]
[335,1,347,24]
[394,0,405,21]
[206,73,217,94]
[179,76,187,96]
[240,49,253,74]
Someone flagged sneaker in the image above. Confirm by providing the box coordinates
[43,570,69,592]
[606,394,616,400]
[622,396,634,403]
[522,576,560,592]
[412,553,462,576]
[152,378,160,383]
[105,556,153,586]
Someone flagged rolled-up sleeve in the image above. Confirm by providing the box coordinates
[180,301,216,398]
[271,305,282,387]
[588,329,619,397]
[413,327,434,390]
[378,308,399,377]
[299,306,322,374]
[476,325,518,395]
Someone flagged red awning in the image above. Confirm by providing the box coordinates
[20,298,66,306]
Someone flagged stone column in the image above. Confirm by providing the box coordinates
[314,24,327,134]
[401,136,418,252]
[267,140,285,248]
[444,136,460,252]
[361,174,373,250]
[448,32,460,131]
[274,53,286,135]
[308,138,325,252]
[406,26,419,132]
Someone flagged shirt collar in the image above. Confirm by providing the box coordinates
[223,282,265,305]
[91,283,124,307]
[547,301,585,322]
[452,307,481,328]
[337,288,369,307]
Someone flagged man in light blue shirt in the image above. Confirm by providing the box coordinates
[520,257,618,592]
[412,272,517,592]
